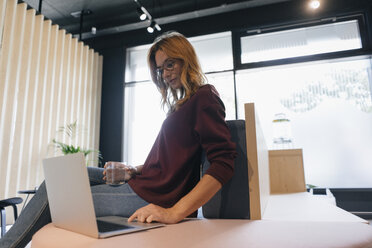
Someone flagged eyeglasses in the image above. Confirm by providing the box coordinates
[156,59,178,81]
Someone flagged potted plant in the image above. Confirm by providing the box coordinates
[51,121,102,166]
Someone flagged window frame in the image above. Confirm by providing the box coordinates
[232,14,370,70]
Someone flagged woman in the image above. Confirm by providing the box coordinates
[129,31,237,223]
[106,31,237,224]
[0,31,236,247]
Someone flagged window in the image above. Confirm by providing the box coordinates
[123,82,166,165]
[205,71,236,120]
[123,17,372,188]
[236,57,372,188]
[191,32,234,72]
[192,32,236,119]
[234,17,372,188]
[125,44,152,83]
[240,20,362,63]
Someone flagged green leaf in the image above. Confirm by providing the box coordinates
[51,121,103,166]
[306,184,317,189]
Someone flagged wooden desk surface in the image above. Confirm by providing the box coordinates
[32,219,372,248]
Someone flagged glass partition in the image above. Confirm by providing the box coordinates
[236,58,372,188]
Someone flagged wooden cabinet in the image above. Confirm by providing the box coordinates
[269,149,306,194]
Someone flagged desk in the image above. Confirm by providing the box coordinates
[31,219,372,248]
[269,149,306,194]
[263,192,367,223]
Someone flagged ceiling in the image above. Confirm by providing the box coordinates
[21,0,291,39]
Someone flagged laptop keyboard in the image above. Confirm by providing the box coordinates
[96,220,134,233]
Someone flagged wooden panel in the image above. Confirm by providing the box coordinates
[0,0,7,47]
[85,49,94,163]
[59,33,72,145]
[29,19,51,186]
[0,0,16,116]
[93,54,103,166]
[0,2,26,223]
[44,25,60,158]
[36,24,59,184]
[20,14,43,194]
[66,38,78,127]
[0,0,16,113]
[21,15,44,189]
[79,45,89,149]
[0,0,16,197]
[12,9,36,194]
[0,3,16,184]
[54,29,66,144]
[72,42,83,148]
[70,38,83,140]
[0,2,103,224]
[90,53,99,165]
[245,103,270,220]
[0,2,27,198]
[269,149,306,194]
[80,45,88,149]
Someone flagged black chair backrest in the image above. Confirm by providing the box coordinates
[0,197,23,237]
[202,120,250,219]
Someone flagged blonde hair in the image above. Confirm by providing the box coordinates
[148,31,206,113]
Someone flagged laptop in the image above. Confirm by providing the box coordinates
[42,153,165,238]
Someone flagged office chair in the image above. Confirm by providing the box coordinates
[0,197,23,237]
[202,120,250,219]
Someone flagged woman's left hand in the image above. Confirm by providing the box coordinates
[128,204,183,224]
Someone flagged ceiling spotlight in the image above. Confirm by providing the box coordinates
[155,23,161,31]
[147,21,155,33]
[71,9,92,18]
[134,0,159,34]
[137,7,147,20]
[140,13,147,20]
[309,0,320,9]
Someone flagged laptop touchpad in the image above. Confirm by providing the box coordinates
[96,220,134,232]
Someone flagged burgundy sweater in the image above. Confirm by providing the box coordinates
[128,84,237,208]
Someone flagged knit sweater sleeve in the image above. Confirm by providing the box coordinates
[193,86,237,185]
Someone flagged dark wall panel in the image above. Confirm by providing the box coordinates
[99,47,125,165]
